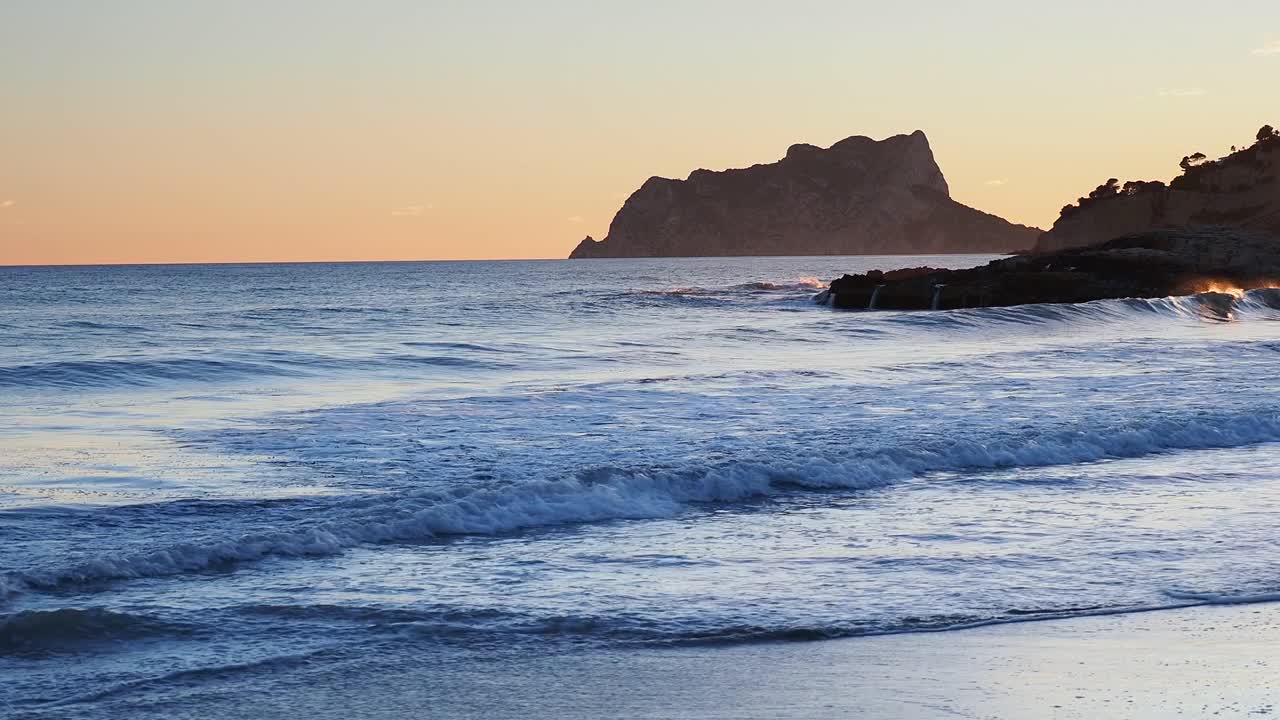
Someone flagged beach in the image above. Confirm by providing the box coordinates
[44,602,1275,720]
[8,5,1280,718]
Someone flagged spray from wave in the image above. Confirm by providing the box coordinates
[629,278,828,301]
[813,288,1280,326]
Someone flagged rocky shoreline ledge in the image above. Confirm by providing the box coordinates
[819,227,1280,311]
[821,125,1280,311]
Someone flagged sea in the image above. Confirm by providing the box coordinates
[3,255,1280,719]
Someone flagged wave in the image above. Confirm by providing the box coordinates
[234,602,516,630]
[1106,289,1280,322]
[36,648,320,710]
[7,407,1280,600]
[0,357,303,390]
[605,278,830,307]
[59,320,152,332]
[230,590,1280,649]
[387,353,511,370]
[0,350,514,390]
[657,278,826,295]
[638,593,1280,647]
[18,597,1280,712]
[0,607,189,655]
[400,341,508,353]
[730,278,827,292]
[235,305,408,319]
[824,288,1280,328]
[1162,589,1280,605]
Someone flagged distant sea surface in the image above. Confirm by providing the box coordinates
[4,257,1280,718]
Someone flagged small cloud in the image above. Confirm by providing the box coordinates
[0,200,14,209]
[1252,39,1280,56]
[984,179,1008,187]
[567,216,584,224]
[1158,88,1206,98]
[391,204,429,217]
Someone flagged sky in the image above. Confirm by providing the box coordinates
[1,0,1278,265]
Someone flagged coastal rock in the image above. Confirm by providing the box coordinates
[1036,127,1280,252]
[569,131,1041,258]
[827,227,1280,311]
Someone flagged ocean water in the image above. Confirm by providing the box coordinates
[3,256,1280,718]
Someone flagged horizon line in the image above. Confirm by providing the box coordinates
[0,250,1014,270]
[0,256,568,269]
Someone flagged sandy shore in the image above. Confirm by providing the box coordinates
[667,602,1280,720]
[480,602,1280,720]
[113,602,1279,720]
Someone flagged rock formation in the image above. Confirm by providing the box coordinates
[823,227,1280,311]
[569,131,1040,258]
[1036,127,1280,252]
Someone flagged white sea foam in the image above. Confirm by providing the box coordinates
[830,288,1280,326]
[9,408,1280,598]
[9,259,1280,711]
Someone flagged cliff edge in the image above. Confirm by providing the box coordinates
[825,226,1280,311]
[1036,126,1280,253]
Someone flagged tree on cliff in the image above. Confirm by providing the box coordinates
[1179,153,1208,171]
[1122,180,1165,195]
[1258,125,1277,142]
[1088,178,1120,200]
[1060,178,1124,218]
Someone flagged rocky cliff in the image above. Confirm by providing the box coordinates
[569,131,1041,258]
[825,226,1280,311]
[1036,127,1280,253]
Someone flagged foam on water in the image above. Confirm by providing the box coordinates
[828,287,1280,328]
[5,257,1280,714]
[3,280,1277,392]
[7,405,1280,600]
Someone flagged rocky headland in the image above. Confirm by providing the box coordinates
[824,126,1280,311]
[569,131,1040,258]
[823,227,1280,311]
[1036,125,1280,252]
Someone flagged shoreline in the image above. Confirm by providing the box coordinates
[97,601,1280,720]
[448,600,1280,719]
[825,228,1280,311]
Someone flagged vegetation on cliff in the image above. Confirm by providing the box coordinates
[1037,125,1280,252]
[1059,126,1278,221]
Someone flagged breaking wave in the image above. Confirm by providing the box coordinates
[23,288,1275,391]
[7,406,1280,600]
[614,278,829,305]
[828,288,1280,328]
[218,592,1280,648]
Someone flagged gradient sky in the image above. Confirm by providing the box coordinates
[2,1,1278,265]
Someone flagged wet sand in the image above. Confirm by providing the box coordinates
[119,602,1278,720]
[516,602,1280,719]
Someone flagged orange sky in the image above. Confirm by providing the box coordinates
[2,2,1278,265]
